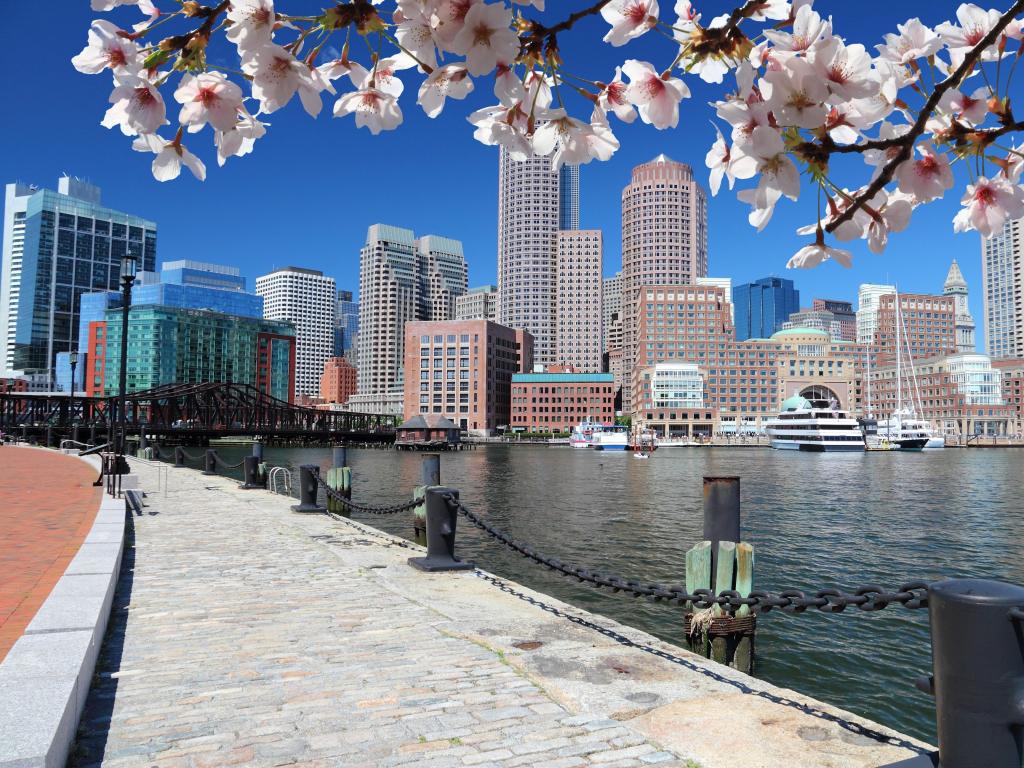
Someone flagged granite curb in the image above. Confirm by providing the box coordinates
[0,450,126,768]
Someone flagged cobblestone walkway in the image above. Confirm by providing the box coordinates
[71,465,689,768]
[0,446,101,660]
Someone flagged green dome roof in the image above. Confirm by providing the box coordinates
[771,327,830,338]
[781,395,811,411]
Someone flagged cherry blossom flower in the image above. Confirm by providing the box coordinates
[174,73,245,133]
[318,57,357,84]
[601,0,659,47]
[622,60,689,130]
[101,74,168,136]
[939,86,989,124]
[215,110,268,166]
[747,0,791,22]
[72,20,140,75]
[595,67,636,124]
[787,241,853,269]
[242,44,332,116]
[736,126,800,230]
[761,58,828,129]
[810,38,876,101]
[395,4,440,71]
[896,142,954,202]
[418,65,474,118]
[705,124,757,196]
[866,190,914,253]
[349,55,416,98]
[494,62,523,104]
[451,3,519,76]
[433,0,482,49]
[334,88,403,134]
[91,0,148,10]
[468,103,533,159]
[582,117,621,163]
[132,133,206,182]
[227,0,278,52]
[876,18,943,63]
[937,4,1003,62]
[952,176,1024,237]
[511,0,544,9]
[763,4,831,54]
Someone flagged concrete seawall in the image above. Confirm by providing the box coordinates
[71,460,933,767]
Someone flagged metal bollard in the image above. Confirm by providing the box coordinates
[139,431,148,451]
[332,445,347,469]
[202,449,217,475]
[414,453,441,544]
[910,579,1024,768]
[174,446,185,468]
[291,464,325,513]
[421,453,441,486]
[408,487,473,572]
[46,426,54,448]
[703,476,740,582]
[89,424,96,446]
[240,455,263,489]
[73,424,82,446]
[252,441,264,462]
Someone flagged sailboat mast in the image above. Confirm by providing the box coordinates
[895,289,901,414]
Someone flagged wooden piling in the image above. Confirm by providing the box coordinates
[685,541,711,657]
[684,538,755,674]
[326,467,350,518]
[711,541,736,665]
[734,542,755,674]
[413,485,427,547]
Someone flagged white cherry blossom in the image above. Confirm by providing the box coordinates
[418,65,474,118]
[583,117,621,163]
[227,0,278,52]
[810,38,876,101]
[318,57,357,84]
[622,59,689,130]
[494,63,523,104]
[334,88,403,134]
[242,44,332,116]
[939,86,989,124]
[451,3,519,76]
[601,0,659,47]
[132,134,206,182]
[876,18,943,63]
[787,241,853,269]
[72,20,140,75]
[101,75,168,136]
[511,0,544,9]
[953,175,1024,236]
[433,0,482,49]
[761,58,828,129]
[937,4,1003,61]
[350,55,417,98]
[763,4,831,54]
[468,103,532,159]
[91,0,148,10]
[896,142,955,202]
[395,5,440,71]
[705,124,757,196]
[736,126,800,230]
[174,73,245,133]
[595,67,636,124]
[215,110,268,166]
[866,190,914,253]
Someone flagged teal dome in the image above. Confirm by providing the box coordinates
[781,395,811,411]
[771,327,830,339]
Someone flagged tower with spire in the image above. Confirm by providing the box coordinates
[944,259,976,353]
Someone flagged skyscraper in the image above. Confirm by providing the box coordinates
[555,229,603,372]
[982,218,1021,358]
[355,224,467,406]
[811,299,856,341]
[732,277,800,341]
[602,271,622,355]
[856,283,897,345]
[620,155,708,410]
[255,266,336,399]
[1,176,156,383]
[456,285,498,321]
[334,289,359,358]
[497,149,580,366]
[944,259,976,353]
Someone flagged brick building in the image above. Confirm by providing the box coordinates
[320,356,357,405]
[812,299,856,341]
[873,293,956,366]
[511,372,615,434]
[403,319,533,436]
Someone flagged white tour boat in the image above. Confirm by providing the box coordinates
[590,425,630,451]
[765,396,865,452]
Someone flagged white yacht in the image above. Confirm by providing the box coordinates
[877,409,934,451]
[591,425,630,451]
[766,395,866,452]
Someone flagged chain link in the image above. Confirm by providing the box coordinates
[316,475,421,515]
[212,453,246,469]
[444,493,929,614]
[177,448,206,462]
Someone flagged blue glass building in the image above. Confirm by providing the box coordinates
[732,277,800,341]
[558,165,580,230]
[334,289,359,357]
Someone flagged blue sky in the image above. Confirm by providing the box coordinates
[0,1,998,341]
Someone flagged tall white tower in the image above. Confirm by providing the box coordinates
[943,259,976,354]
[256,267,336,399]
[982,219,1022,358]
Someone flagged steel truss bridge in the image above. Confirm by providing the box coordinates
[0,382,397,442]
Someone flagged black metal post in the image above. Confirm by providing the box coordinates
[408,487,473,572]
[68,354,78,436]
[174,446,185,468]
[89,423,96,446]
[139,431,148,452]
[46,425,54,448]
[240,456,262,489]
[703,476,740,584]
[202,449,217,475]
[921,579,1024,768]
[252,441,264,462]
[291,464,325,513]
[332,445,347,469]
[421,453,441,486]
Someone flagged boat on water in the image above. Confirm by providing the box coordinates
[765,395,865,452]
[591,425,630,451]
[568,420,605,449]
[877,409,932,451]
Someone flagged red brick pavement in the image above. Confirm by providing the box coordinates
[0,447,102,661]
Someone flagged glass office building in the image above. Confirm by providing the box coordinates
[0,177,156,381]
[732,277,800,341]
[92,305,295,401]
[334,289,359,357]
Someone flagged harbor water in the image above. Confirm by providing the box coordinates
[191,443,1024,744]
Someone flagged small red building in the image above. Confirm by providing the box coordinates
[320,356,357,404]
[511,372,615,434]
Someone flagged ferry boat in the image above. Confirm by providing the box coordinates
[765,396,865,452]
[877,409,932,451]
[568,420,605,448]
[591,425,630,451]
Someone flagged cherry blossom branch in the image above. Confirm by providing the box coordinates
[821,0,1024,235]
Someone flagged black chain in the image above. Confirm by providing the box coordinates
[178,448,206,462]
[444,494,929,614]
[316,475,421,515]
[212,453,245,469]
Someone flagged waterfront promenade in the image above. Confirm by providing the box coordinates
[66,460,931,768]
[0,446,101,660]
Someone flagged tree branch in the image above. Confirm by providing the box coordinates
[823,0,1024,235]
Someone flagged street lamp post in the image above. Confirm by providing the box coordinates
[69,349,79,440]
[117,251,137,459]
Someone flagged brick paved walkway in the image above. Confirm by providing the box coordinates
[0,446,102,660]
[71,462,926,768]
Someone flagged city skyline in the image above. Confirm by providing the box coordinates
[0,2,997,349]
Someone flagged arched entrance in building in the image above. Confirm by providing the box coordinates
[799,385,840,405]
